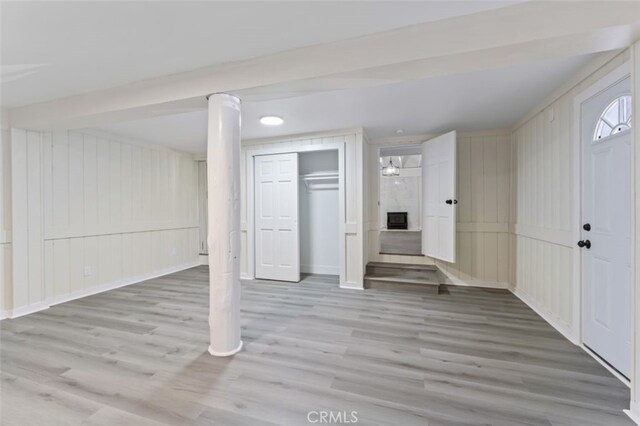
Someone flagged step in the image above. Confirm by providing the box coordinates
[364,262,444,295]
[366,261,438,273]
[364,275,440,294]
[366,263,440,281]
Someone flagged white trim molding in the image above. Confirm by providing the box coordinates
[511,287,577,345]
[438,267,510,290]
[208,340,243,357]
[2,261,200,320]
[626,401,640,426]
[339,281,364,290]
[245,141,347,287]
[6,301,50,320]
[514,224,573,248]
[581,344,631,388]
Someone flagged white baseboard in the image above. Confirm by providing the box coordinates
[240,273,254,280]
[301,264,339,275]
[3,260,200,320]
[443,278,510,289]
[581,344,630,387]
[625,401,640,425]
[511,287,577,344]
[512,288,631,389]
[208,340,243,357]
[7,301,50,319]
[438,269,510,289]
[199,254,209,265]
[340,281,364,290]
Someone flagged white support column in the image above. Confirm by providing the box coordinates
[207,93,242,357]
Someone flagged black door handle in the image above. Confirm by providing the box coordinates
[446,199,452,205]
[583,223,591,231]
[577,240,592,249]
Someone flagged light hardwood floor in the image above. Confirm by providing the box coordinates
[0,266,632,425]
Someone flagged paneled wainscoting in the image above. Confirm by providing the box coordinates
[0,267,631,425]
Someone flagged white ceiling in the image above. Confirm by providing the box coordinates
[97,53,595,153]
[1,1,523,108]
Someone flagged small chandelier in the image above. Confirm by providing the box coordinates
[381,158,400,176]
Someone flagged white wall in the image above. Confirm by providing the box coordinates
[0,110,12,317]
[299,150,338,174]
[241,129,365,288]
[367,130,512,287]
[8,129,199,316]
[511,50,630,340]
[299,151,339,275]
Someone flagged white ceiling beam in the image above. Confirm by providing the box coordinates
[237,26,638,102]
[10,1,640,130]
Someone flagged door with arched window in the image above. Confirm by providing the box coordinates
[580,74,632,378]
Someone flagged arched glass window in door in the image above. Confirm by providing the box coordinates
[593,95,632,141]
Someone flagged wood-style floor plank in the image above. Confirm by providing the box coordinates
[0,266,632,425]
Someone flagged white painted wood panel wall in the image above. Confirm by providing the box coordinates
[1,114,12,316]
[240,129,365,288]
[511,50,630,339]
[367,130,512,288]
[9,129,200,316]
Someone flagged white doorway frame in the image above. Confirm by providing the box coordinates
[376,144,424,233]
[572,61,633,385]
[246,142,346,287]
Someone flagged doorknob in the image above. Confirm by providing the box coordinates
[577,240,592,249]
[583,223,591,231]
[446,199,452,205]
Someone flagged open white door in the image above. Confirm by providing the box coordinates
[422,131,457,262]
[255,153,300,282]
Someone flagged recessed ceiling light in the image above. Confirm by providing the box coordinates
[260,116,284,126]
[396,129,404,134]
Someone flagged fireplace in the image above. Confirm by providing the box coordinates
[387,212,408,230]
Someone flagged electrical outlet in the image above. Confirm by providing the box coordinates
[171,247,177,257]
[83,266,92,277]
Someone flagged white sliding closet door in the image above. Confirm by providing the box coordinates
[422,131,457,262]
[255,153,300,282]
